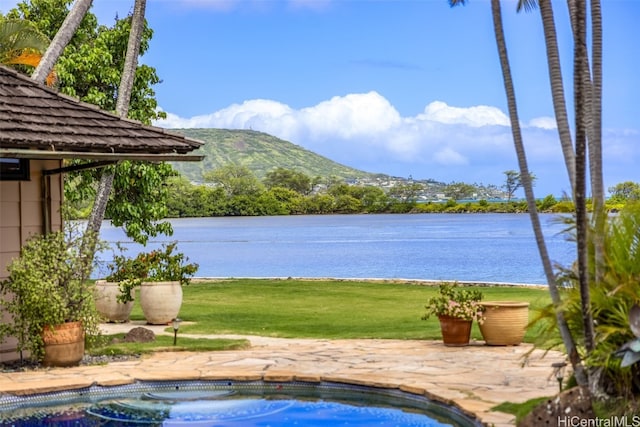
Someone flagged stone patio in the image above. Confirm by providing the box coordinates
[0,321,566,426]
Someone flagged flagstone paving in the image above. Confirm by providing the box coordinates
[0,322,567,427]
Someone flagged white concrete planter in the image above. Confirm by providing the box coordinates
[94,280,134,323]
[139,281,183,325]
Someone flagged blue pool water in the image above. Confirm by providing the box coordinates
[0,381,481,426]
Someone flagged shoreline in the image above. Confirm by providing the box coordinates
[191,276,549,290]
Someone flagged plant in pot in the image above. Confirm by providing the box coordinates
[421,283,484,347]
[0,230,102,367]
[105,242,198,325]
[95,244,147,323]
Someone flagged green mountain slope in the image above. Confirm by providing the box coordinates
[169,128,375,182]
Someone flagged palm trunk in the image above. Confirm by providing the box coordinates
[490,0,587,386]
[589,0,605,286]
[538,0,575,194]
[572,0,596,354]
[30,0,93,84]
[84,0,147,242]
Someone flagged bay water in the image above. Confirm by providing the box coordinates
[96,213,575,285]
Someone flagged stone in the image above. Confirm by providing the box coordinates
[122,327,156,343]
[518,386,595,427]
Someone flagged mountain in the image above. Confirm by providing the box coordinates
[169,128,377,182]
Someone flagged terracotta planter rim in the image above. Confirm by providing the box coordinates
[481,301,529,308]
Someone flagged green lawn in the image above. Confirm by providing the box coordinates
[126,279,553,342]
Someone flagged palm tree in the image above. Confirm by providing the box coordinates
[519,0,576,194]
[0,17,55,85]
[448,0,587,386]
[572,0,597,356]
[518,0,604,393]
[30,0,93,84]
[84,0,147,249]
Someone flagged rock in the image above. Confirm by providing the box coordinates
[122,327,156,343]
[518,386,595,427]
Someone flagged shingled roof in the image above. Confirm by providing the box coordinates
[0,65,203,162]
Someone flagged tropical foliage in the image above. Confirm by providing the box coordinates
[0,16,55,84]
[421,283,484,322]
[7,0,173,244]
[105,242,199,303]
[533,203,640,404]
[0,229,102,361]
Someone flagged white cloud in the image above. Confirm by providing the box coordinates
[155,92,638,195]
[529,116,558,130]
[422,101,510,127]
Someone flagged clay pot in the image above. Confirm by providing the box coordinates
[437,315,472,347]
[42,321,84,367]
[479,301,529,346]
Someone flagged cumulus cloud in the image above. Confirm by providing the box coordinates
[154,92,637,195]
[528,116,558,130]
[422,101,510,127]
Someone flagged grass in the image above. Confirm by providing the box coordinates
[492,397,550,423]
[124,278,554,342]
[88,333,250,357]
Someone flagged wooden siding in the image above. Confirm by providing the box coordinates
[0,159,62,362]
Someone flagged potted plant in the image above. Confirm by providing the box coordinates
[95,245,147,323]
[104,242,198,325]
[421,283,484,347]
[0,230,102,366]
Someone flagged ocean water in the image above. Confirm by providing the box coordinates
[95,213,575,285]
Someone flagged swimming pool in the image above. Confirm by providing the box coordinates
[0,380,482,426]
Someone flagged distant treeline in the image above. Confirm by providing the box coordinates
[161,171,576,217]
[69,166,636,219]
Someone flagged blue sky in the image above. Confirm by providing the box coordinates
[2,0,639,196]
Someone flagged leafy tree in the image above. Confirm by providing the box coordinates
[8,0,163,123]
[502,169,536,200]
[204,164,264,198]
[351,186,389,213]
[10,0,173,245]
[388,182,424,204]
[608,181,640,203]
[502,170,520,201]
[443,182,475,201]
[263,167,315,195]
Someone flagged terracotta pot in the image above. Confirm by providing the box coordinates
[94,280,134,323]
[41,321,84,367]
[437,315,472,347]
[139,281,183,325]
[479,301,530,346]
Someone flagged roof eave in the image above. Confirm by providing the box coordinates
[0,149,205,162]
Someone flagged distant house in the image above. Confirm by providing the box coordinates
[0,65,203,361]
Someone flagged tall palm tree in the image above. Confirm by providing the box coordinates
[448,0,587,386]
[571,0,596,354]
[84,0,147,247]
[588,0,605,288]
[0,17,55,85]
[519,0,603,392]
[519,0,575,194]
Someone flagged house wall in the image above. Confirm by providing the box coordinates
[0,159,63,362]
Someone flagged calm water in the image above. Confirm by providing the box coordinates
[95,213,575,285]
